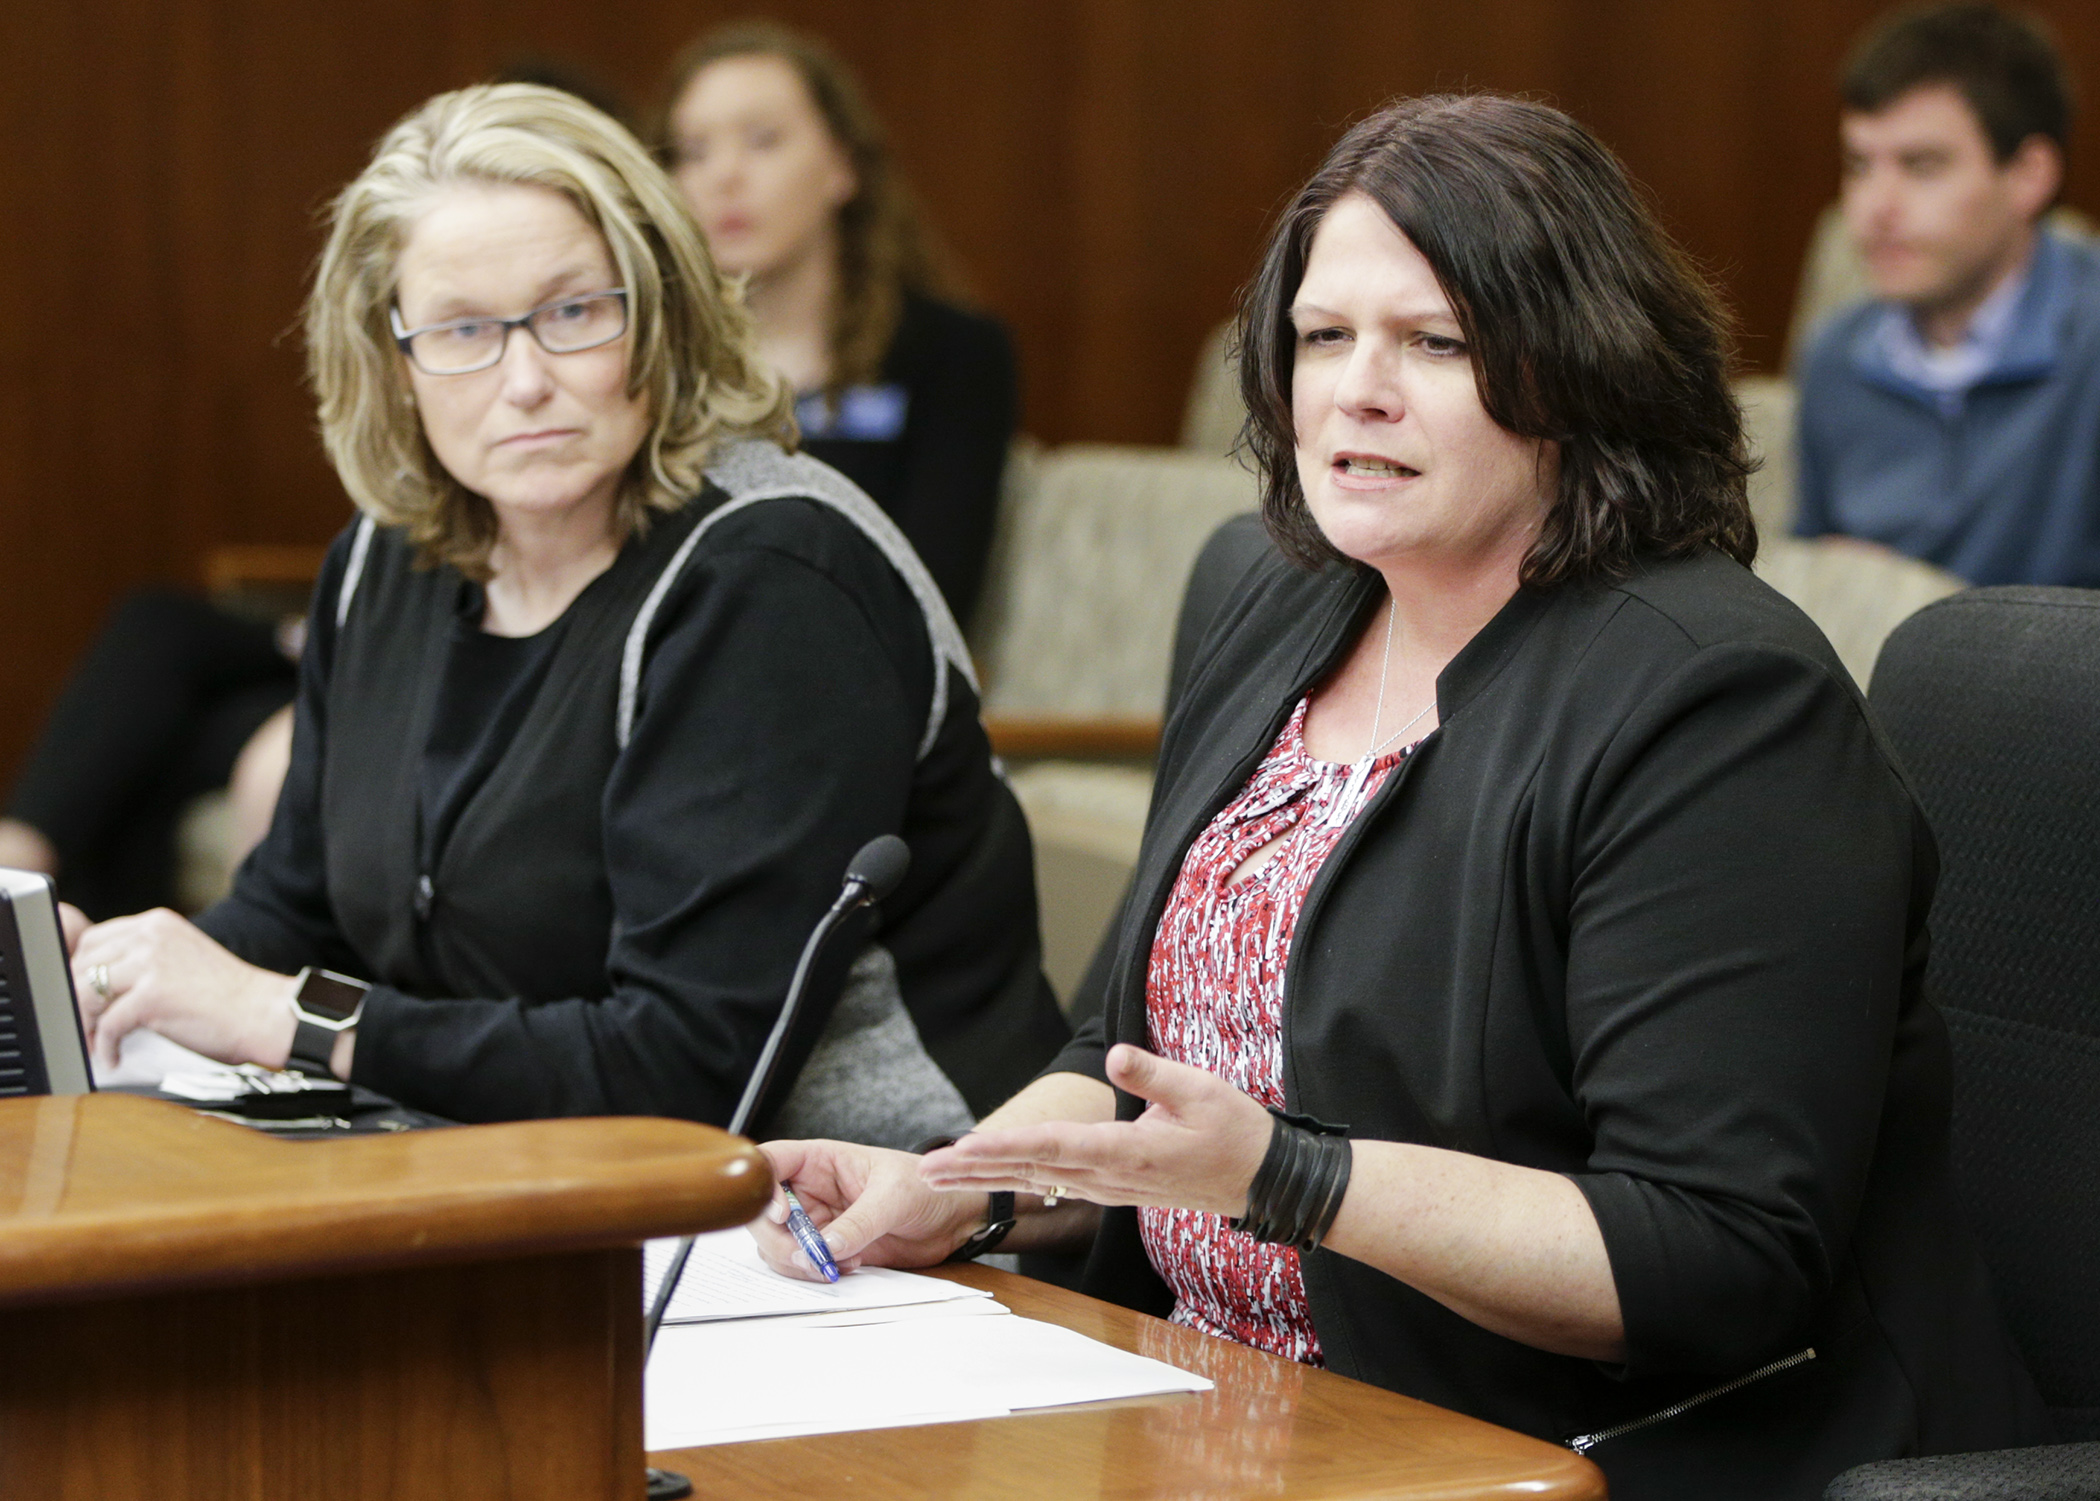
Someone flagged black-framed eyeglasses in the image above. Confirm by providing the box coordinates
[389,289,630,375]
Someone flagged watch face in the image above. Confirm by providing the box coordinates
[298,970,369,1024]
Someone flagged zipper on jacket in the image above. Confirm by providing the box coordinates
[1564,1346,1817,1455]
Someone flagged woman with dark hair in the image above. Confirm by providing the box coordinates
[658,22,1014,623]
[749,95,2050,1498]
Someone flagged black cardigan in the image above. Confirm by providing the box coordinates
[201,457,1066,1127]
[800,292,1016,625]
[1051,547,2048,1500]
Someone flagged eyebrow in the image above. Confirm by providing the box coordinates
[1289,300,1458,326]
[415,267,611,321]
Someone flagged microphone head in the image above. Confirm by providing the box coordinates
[844,834,911,904]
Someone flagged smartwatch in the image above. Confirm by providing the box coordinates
[287,967,370,1075]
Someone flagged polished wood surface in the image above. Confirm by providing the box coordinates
[6,2,2099,785]
[0,1094,768,1500]
[0,1091,769,1304]
[203,541,329,596]
[650,1263,1605,1500]
[984,714,1162,761]
[3,1247,643,1501]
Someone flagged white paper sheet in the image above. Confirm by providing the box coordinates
[643,1229,994,1324]
[92,1027,236,1090]
[645,1309,1214,1450]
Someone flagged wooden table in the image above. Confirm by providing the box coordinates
[0,1092,769,1501]
[651,1262,1606,1500]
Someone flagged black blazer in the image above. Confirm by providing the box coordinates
[1050,547,2048,1500]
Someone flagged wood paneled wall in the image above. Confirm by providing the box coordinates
[2,1,2096,780]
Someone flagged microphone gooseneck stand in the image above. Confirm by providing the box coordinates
[644,835,911,1501]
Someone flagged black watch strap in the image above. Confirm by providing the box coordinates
[913,1134,1018,1263]
[946,1191,1017,1262]
[290,1018,343,1074]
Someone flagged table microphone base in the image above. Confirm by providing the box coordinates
[646,1467,693,1499]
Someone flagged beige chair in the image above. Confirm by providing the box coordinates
[1737,373,1799,540]
[1179,320,1244,459]
[971,441,1259,734]
[1755,536,1965,692]
[1004,762,1152,1006]
[970,442,1260,1003]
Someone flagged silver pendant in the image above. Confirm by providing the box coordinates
[1327,757,1372,828]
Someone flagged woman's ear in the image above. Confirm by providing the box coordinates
[822,138,859,215]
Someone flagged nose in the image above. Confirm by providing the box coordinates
[697,143,746,198]
[1331,337,1404,424]
[1843,160,1900,239]
[495,326,557,409]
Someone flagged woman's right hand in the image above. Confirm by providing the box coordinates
[753,1139,988,1280]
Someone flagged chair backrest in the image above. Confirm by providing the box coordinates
[1869,588,2100,1440]
[1179,319,1243,459]
[1754,535,1965,692]
[970,444,1259,720]
[1735,373,1798,539]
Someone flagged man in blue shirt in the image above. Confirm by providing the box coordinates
[1795,3,2100,587]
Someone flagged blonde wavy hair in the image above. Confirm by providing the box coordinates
[306,82,795,577]
[657,22,966,399]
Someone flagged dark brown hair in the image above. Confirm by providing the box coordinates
[1842,3,2073,160]
[657,21,964,395]
[1237,94,1755,587]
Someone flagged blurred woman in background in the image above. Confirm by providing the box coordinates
[660,22,1015,625]
[67,83,1064,1135]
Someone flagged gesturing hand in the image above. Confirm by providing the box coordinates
[70,908,299,1071]
[919,1045,1273,1218]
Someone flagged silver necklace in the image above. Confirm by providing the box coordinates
[1329,601,1434,826]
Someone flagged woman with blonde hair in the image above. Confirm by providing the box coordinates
[67,83,1066,1133]
[660,22,1015,623]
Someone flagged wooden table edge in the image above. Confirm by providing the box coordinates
[0,1093,773,1305]
[647,1262,1606,1500]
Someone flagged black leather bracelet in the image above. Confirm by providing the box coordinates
[1230,1109,1353,1251]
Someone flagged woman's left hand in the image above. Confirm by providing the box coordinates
[919,1044,1273,1216]
[71,909,298,1071]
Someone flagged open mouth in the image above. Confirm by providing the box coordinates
[1335,457,1418,479]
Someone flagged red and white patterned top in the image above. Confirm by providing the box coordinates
[1137,696,1418,1365]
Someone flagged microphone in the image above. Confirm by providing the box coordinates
[644,834,912,1354]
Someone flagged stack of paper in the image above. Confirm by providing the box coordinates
[644,1230,996,1325]
[94,1027,234,1090]
[642,1230,1213,1449]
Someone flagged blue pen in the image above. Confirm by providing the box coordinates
[780,1183,841,1283]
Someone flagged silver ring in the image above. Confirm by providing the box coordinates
[89,964,111,1000]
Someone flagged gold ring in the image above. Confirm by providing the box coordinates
[89,964,111,1000]
[1042,1185,1066,1206]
